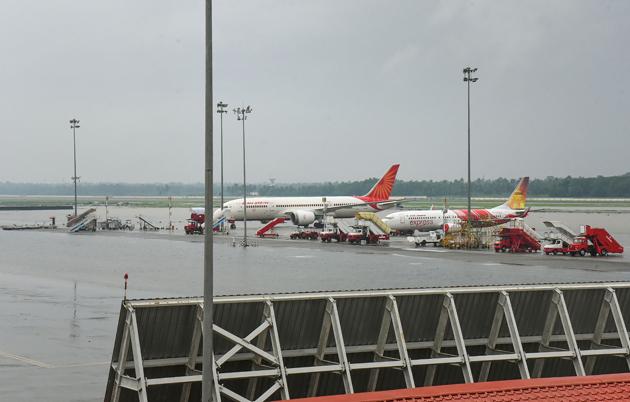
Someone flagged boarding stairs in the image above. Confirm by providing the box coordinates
[522,222,542,241]
[68,208,97,233]
[256,218,285,238]
[212,216,227,232]
[355,212,391,235]
[336,220,356,235]
[543,220,577,245]
[138,216,159,231]
[495,219,542,252]
[67,208,96,227]
[69,215,97,232]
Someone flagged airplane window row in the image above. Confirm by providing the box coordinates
[275,203,351,208]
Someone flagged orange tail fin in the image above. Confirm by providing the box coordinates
[504,177,529,210]
[364,164,400,200]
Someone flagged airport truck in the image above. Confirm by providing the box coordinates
[320,228,342,242]
[407,230,442,247]
[543,239,570,255]
[184,213,204,235]
[567,225,624,257]
[290,229,319,240]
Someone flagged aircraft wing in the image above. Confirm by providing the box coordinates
[308,199,412,215]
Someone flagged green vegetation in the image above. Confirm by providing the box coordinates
[1,172,630,199]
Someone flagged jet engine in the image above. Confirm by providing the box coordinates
[288,210,316,226]
[443,223,462,233]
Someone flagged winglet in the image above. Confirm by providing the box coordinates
[364,164,400,200]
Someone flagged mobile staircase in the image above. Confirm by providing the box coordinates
[213,216,227,232]
[543,220,578,245]
[494,218,541,253]
[67,208,97,233]
[256,217,285,238]
[569,225,624,257]
[138,216,160,231]
[355,212,391,241]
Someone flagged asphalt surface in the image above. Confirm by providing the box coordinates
[1,221,630,401]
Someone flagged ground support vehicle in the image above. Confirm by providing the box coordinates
[256,218,285,238]
[319,228,342,242]
[494,226,541,253]
[568,225,624,257]
[543,239,571,255]
[184,212,205,235]
[289,230,319,240]
[407,230,442,247]
[184,221,203,235]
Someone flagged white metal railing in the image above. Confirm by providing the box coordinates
[107,283,630,402]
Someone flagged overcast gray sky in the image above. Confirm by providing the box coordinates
[1,0,628,184]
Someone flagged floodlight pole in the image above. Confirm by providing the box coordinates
[69,118,80,216]
[463,67,478,224]
[202,0,215,400]
[234,106,252,247]
[217,101,228,230]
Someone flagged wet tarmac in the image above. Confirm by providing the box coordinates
[1,209,630,400]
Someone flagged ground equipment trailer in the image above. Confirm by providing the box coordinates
[256,217,285,238]
[494,227,541,253]
[289,229,319,240]
[568,225,624,256]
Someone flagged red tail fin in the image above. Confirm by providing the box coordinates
[364,164,400,200]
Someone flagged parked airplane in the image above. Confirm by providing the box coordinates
[205,164,403,227]
[382,177,530,233]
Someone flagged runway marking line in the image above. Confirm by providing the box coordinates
[0,350,109,369]
[0,350,53,368]
[402,248,448,253]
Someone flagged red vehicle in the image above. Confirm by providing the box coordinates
[290,230,319,240]
[256,218,285,239]
[184,212,222,235]
[319,229,341,243]
[494,227,541,253]
[543,239,570,255]
[568,225,624,257]
[184,212,205,235]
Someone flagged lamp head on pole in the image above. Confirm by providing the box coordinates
[462,67,479,83]
[233,106,253,121]
[217,101,228,114]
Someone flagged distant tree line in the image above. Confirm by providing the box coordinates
[1,173,629,197]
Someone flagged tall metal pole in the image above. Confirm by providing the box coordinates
[217,101,228,229]
[202,0,214,399]
[462,67,478,223]
[69,119,80,216]
[467,77,470,220]
[234,106,252,246]
[241,113,247,246]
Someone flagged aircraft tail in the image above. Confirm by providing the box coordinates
[364,164,400,200]
[498,177,529,210]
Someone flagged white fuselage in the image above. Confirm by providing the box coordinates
[221,196,386,221]
[383,207,516,232]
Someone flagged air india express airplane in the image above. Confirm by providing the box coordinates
[205,164,403,227]
[382,177,530,233]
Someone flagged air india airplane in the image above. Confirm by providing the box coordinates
[204,164,403,227]
[382,177,530,233]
